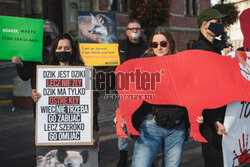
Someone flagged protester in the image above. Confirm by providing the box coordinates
[187,40,196,49]
[12,19,60,116]
[131,26,203,167]
[31,33,100,151]
[43,20,60,47]
[12,19,59,89]
[115,19,148,167]
[192,8,228,167]
[119,19,148,63]
[221,8,250,166]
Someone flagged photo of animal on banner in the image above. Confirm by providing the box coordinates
[36,146,98,167]
[78,11,118,44]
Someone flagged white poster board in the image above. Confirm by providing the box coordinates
[222,101,250,167]
[35,66,93,146]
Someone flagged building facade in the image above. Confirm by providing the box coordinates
[0,0,211,51]
[227,0,250,49]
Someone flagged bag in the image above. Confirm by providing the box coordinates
[153,105,187,129]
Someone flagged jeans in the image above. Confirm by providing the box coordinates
[132,116,185,167]
[118,125,129,151]
[116,97,129,151]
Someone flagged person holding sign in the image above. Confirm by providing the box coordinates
[12,19,60,117]
[115,19,148,167]
[32,33,100,151]
[191,8,228,167]
[130,27,198,167]
[12,20,59,89]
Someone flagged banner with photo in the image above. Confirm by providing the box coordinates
[0,15,43,62]
[36,146,98,167]
[78,11,120,66]
[35,65,93,146]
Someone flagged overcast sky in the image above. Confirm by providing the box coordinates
[211,0,217,5]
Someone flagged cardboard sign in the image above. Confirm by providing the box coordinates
[0,15,43,62]
[36,146,98,167]
[222,102,250,167]
[35,66,93,146]
[115,50,250,142]
[78,11,120,66]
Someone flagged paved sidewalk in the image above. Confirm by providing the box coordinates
[0,65,204,166]
[0,93,204,167]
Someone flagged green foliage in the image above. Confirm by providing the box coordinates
[212,3,240,28]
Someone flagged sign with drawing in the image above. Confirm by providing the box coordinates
[222,102,250,167]
[35,66,93,146]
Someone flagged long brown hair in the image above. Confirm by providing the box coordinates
[144,26,176,57]
[49,33,82,65]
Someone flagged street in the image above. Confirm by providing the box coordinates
[0,63,203,167]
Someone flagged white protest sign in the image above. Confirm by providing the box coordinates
[35,66,93,146]
[222,101,250,167]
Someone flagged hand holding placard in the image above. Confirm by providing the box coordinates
[12,56,24,67]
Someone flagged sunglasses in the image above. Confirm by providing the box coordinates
[151,41,168,48]
[127,27,141,31]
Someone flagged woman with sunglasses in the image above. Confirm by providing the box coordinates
[131,27,200,167]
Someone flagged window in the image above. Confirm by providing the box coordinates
[110,0,128,12]
[186,0,198,16]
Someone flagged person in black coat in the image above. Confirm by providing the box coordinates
[12,20,60,117]
[118,20,148,64]
[31,33,100,151]
[116,20,148,167]
[191,8,228,167]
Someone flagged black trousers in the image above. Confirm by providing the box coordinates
[204,157,223,167]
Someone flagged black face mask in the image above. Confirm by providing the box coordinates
[208,22,224,37]
[43,32,52,47]
[55,52,71,63]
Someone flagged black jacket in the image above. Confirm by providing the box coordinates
[16,50,99,131]
[16,61,42,89]
[192,32,227,158]
[119,37,148,64]
[16,48,50,89]
[192,32,226,54]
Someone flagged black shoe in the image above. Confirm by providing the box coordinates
[117,150,128,167]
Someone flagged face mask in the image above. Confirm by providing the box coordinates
[47,47,52,52]
[55,52,71,63]
[131,33,139,40]
[43,32,52,47]
[208,22,224,37]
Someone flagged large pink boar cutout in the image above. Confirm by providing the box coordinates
[115,50,250,142]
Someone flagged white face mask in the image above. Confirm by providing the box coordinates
[131,33,139,40]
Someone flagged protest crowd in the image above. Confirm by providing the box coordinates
[0,2,248,167]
